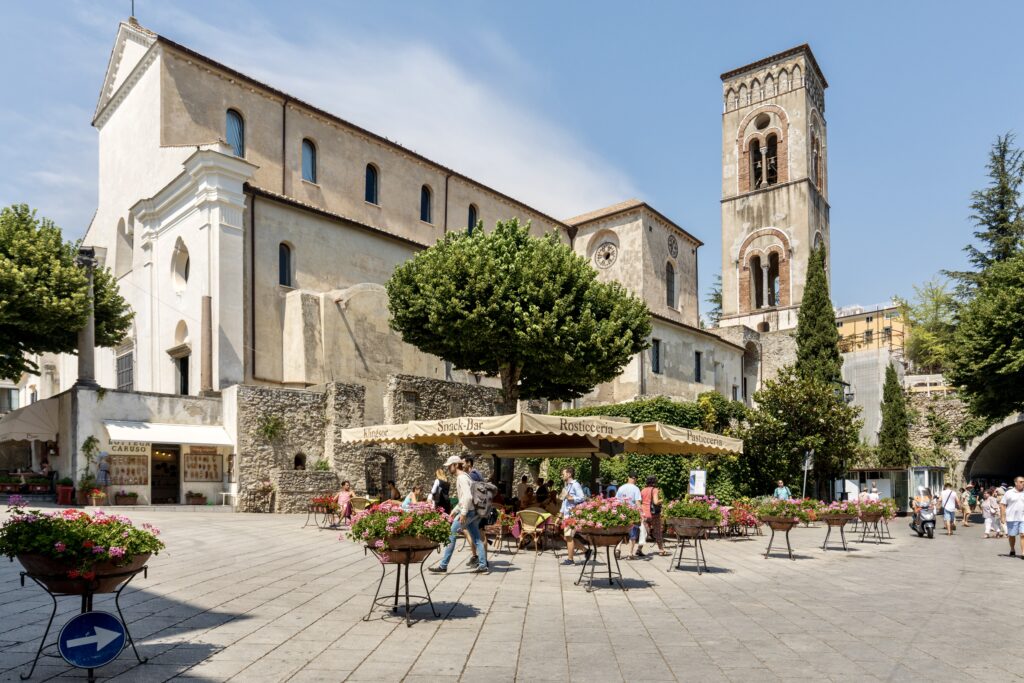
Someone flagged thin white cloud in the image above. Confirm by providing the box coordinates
[139,7,638,220]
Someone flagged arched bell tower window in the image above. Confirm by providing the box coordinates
[765,134,778,186]
[750,139,763,190]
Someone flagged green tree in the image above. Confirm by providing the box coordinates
[877,363,912,467]
[795,245,842,384]
[705,274,722,328]
[741,366,862,498]
[946,133,1024,293]
[547,393,748,500]
[946,249,1024,419]
[0,205,132,380]
[386,218,651,411]
[894,278,956,373]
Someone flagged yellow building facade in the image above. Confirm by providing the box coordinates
[835,305,904,354]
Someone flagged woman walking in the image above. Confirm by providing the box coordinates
[959,487,972,527]
[641,476,667,556]
[982,488,1002,538]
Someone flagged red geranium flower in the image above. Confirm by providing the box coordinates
[82,540,95,549]
[67,569,80,579]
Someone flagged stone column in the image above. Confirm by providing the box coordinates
[761,262,770,309]
[201,295,213,393]
[74,248,99,389]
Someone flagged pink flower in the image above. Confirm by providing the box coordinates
[54,542,66,552]
[108,547,126,558]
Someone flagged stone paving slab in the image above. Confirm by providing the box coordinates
[1,510,1022,681]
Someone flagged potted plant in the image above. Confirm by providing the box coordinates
[665,495,724,533]
[185,491,207,505]
[310,494,340,514]
[0,477,20,494]
[797,498,824,525]
[560,498,641,545]
[87,488,107,507]
[347,501,451,563]
[755,498,811,531]
[819,499,858,523]
[856,499,888,523]
[26,478,51,494]
[75,474,97,505]
[0,502,165,594]
[114,490,139,506]
[56,477,75,506]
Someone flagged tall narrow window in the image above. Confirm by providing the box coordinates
[694,351,703,383]
[765,134,778,186]
[651,339,662,374]
[420,185,432,223]
[665,263,676,308]
[226,109,244,157]
[365,164,379,204]
[750,139,763,190]
[467,204,478,233]
[177,355,190,395]
[278,243,292,287]
[301,139,317,183]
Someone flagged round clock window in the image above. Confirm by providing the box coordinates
[594,242,618,269]
[667,235,679,258]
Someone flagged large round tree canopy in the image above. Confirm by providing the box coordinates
[386,219,651,408]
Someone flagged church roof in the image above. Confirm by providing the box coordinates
[98,20,575,234]
[720,44,828,89]
[564,199,702,247]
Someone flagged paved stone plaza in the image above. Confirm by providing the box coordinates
[1,509,1022,682]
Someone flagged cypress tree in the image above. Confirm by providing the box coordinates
[877,363,912,467]
[794,245,843,384]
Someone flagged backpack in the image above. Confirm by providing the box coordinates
[472,480,498,516]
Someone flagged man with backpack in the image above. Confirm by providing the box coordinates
[429,455,490,575]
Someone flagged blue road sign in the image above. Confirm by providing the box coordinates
[58,611,126,669]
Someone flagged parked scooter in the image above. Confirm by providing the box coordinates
[909,493,936,539]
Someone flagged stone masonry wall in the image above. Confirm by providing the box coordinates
[908,392,970,483]
[270,470,340,513]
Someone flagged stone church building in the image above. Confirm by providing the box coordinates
[3,21,829,505]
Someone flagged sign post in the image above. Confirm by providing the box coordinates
[801,449,814,499]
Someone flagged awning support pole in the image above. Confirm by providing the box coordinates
[590,453,599,497]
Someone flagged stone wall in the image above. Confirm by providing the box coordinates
[270,470,340,513]
[758,329,797,385]
[908,392,970,483]
[232,382,364,511]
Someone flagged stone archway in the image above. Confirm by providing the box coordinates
[964,413,1024,483]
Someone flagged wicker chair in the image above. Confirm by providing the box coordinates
[516,509,551,553]
[349,496,371,513]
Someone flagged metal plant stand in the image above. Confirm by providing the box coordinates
[763,520,796,560]
[19,566,148,682]
[575,531,629,591]
[669,535,708,574]
[820,518,853,551]
[302,505,338,530]
[364,548,439,628]
[860,515,884,544]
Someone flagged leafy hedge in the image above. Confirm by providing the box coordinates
[543,394,747,500]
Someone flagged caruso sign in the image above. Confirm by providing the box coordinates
[108,441,149,455]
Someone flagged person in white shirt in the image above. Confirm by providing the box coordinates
[615,473,644,559]
[999,476,1024,558]
[939,483,959,536]
[429,456,489,574]
[868,482,880,502]
[516,475,529,503]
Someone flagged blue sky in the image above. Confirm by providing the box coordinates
[2,1,1022,310]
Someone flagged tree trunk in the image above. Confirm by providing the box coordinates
[498,363,522,414]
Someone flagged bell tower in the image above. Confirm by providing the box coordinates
[718,45,829,332]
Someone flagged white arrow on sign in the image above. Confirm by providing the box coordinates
[67,627,121,651]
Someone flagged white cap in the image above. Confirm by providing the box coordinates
[443,455,462,467]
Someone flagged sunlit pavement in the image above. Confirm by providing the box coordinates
[1,509,1021,682]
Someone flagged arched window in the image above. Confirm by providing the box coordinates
[750,255,763,309]
[749,139,763,190]
[792,65,803,87]
[301,139,317,183]
[420,185,432,223]
[765,134,778,186]
[665,262,676,308]
[293,453,306,470]
[738,83,747,106]
[364,164,379,204]
[764,73,775,97]
[467,204,478,233]
[751,78,761,102]
[171,238,190,292]
[278,242,292,287]
[226,109,244,157]
[811,135,821,188]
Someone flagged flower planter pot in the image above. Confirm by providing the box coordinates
[114,495,138,506]
[87,495,107,507]
[0,483,19,493]
[27,484,50,494]
[16,552,151,594]
[56,486,74,505]
[370,535,438,564]
[860,512,884,524]
[819,514,856,527]
[761,515,798,532]
[578,526,632,546]
[668,517,719,530]
[186,496,207,505]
